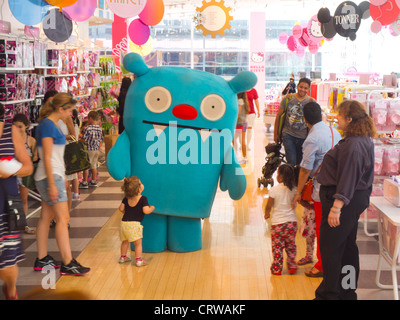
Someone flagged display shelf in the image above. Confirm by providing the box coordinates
[0,67,35,72]
[45,73,78,77]
[0,98,35,105]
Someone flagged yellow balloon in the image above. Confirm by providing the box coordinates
[129,37,153,57]
[320,39,325,46]
[46,0,78,7]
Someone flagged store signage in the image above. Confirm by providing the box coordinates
[195,0,233,38]
[105,0,147,19]
[112,15,128,72]
[333,1,361,40]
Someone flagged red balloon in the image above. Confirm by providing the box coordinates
[287,36,297,52]
[370,0,400,26]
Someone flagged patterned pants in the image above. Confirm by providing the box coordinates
[271,221,297,274]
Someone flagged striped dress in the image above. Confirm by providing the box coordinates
[0,122,25,270]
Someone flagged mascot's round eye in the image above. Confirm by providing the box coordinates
[145,87,172,113]
[200,94,226,121]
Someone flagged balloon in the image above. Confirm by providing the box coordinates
[296,46,305,58]
[286,36,297,52]
[43,8,73,43]
[371,19,382,33]
[349,31,357,41]
[129,37,154,56]
[371,0,400,25]
[46,0,78,6]
[62,0,96,22]
[396,0,400,9]
[139,0,164,26]
[389,24,399,35]
[309,42,319,54]
[106,0,147,19]
[359,1,371,19]
[333,1,361,38]
[321,17,337,39]
[292,24,302,39]
[392,16,400,34]
[307,14,325,43]
[298,28,311,47]
[317,7,331,23]
[278,32,288,44]
[369,0,387,5]
[8,0,49,26]
[128,19,150,46]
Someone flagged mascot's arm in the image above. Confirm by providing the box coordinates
[106,131,131,180]
[219,148,246,200]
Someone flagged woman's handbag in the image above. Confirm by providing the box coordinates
[64,136,91,175]
[277,94,291,140]
[301,127,335,202]
[21,160,38,190]
[0,182,27,231]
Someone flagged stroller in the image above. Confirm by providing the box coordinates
[257,142,286,188]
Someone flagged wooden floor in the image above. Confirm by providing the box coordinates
[55,119,324,300]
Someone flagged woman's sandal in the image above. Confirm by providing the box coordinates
[24,226,35,234]
[297,257,313,265]
[304,267,324,278]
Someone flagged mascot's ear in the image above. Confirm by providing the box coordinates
[228,71,258,94]
[123,53,150,77]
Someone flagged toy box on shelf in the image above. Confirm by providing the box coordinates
[263,86,282,132]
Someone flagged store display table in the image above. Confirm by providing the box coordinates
[370,197,400,300]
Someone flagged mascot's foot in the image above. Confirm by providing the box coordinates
[132,215,202,253]
[167,216,202,252]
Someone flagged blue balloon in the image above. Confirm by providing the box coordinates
[9,0,49,26]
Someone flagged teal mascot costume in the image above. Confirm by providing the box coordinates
[107,53,257,252]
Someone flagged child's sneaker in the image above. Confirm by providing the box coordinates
[79,181,89,189]
[72,193,80,201]
[288,267,298,274]
[119,255,131,264]
[89,180,98,188]
[135,258,147,267]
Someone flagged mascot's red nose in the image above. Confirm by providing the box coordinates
[172,104,198,120]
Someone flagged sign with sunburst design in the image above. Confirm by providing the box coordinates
[194,0,233,38]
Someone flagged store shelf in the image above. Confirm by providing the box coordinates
[45,73,78,77]
[0,98,35,105]
[0,67,35,72]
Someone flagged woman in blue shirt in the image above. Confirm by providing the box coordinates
[34,93,90,276]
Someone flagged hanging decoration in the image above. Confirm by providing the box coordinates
[46,0,78,6]
[139,0,165,26]
[105,0,147,19]
[370,0,400,33]
[128,19,151,46]
[8,0,49,26]
[62,0,97,22]
[43,8,73,43]
[195,0,233,38]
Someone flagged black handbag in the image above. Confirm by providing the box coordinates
[64,136,91,175]
[1,183,27,232]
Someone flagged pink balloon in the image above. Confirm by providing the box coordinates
[128,19,150,46]
[139,0,165,26]
[371,20,382,33]
[309,42,319,54]
[296,46,305,58]
[389,24,399,36]
[287,36,297,52]
[106,0,147,19]
[298,28,311,47]
[292,25,302,39]
[62,0,96,22]
[279,32,288,44]
[396,0,400,9]
[370,0,387,5]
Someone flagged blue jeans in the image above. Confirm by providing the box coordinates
[282,133,305,166]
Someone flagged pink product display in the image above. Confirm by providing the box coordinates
[371,99,400,132]
[22,42,33,68]
[382,145,400,176]
[375,145,385,175]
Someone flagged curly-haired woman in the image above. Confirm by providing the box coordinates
[315,100,376,300]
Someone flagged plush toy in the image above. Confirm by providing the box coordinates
[107,53,257,252]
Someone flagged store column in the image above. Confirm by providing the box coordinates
[249,12,266,106]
